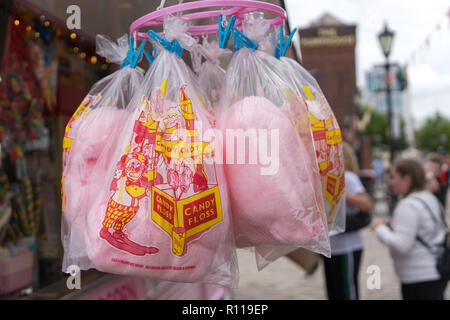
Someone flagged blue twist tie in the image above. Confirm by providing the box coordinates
[147,30,184,58]
[218,15,236,49]
[232,28,258,52]
[121,36,154,69]
[275,25,297,59]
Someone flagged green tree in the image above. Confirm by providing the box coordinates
[360,106,388,147]
[416,113,450,153]
[359,106,409,150]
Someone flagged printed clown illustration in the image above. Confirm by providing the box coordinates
[99,151,160,256]
[99,94,163,256]
[100,82,222,257]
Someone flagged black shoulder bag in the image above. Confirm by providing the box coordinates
[412,196,450,281]
[344,210,372,233]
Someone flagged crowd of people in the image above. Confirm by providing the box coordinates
[322,144,449,300]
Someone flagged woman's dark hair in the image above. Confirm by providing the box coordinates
[393,158,426,195]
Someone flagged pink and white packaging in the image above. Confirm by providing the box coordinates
[64,16,238,287]
[196,39,231,111]
[278,56,346,235]
[247,28,346,235]
[217,13,330,270]
[62,34,144,270]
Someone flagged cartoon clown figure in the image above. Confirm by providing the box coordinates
[99,152,159,256]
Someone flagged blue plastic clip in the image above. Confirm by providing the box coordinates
[218,14,237,49]
[275,25,297,59]
[147,30,184,58]
[143,49,155,66]
[121,36,153,69]
[232,28,258,52]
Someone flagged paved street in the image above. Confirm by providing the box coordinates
[232,185,450,300]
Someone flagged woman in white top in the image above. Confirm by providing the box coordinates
[323,142,374,300]
[371,158,448,300]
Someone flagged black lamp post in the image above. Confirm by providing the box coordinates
[378,23,395,163]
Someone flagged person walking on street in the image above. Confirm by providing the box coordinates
[323,142,374,300]
[371,158,448,300]
[424,153,448,208]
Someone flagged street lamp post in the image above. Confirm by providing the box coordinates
[378,23,395,163]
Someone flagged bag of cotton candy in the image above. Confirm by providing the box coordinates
[62,34,146,270]
[217,13,331,269]
[65,15,238,287]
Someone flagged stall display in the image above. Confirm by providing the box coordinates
[62,0,345,283]
[1,0,348,299]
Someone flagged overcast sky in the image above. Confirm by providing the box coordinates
[285,0,450,125]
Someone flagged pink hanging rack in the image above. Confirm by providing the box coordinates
[130,0,287,39]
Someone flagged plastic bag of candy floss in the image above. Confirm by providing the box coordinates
[195,38,232,112]
[76,15,238,287]
[234,25,344,269]
[224,26,330,269]
[62,34,145,270]
[251,25,346,235]
[277,53,346,236]
[217,12,331,269]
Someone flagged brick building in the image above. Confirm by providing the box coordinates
[298,13,358,131]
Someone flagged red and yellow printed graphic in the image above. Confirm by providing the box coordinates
[99,93,163,256]
[151,186,222,256]
[99,81,221,257]
[283,87,311,135]
[61,94,100,210]
[302,85,345,218]
[62,95,99,158]
[325,171,346,216]
[155,87,213,166]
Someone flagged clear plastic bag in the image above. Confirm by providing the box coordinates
[278,56,346,235]
[64,15,238,287]
[62,34,145,269]
[241,24,345,268]
[218,13,330,269]
[250,24,346,235]
[196,39,232,111]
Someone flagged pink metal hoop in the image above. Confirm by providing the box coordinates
[130,0,286,39]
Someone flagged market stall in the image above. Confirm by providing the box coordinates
[0,0,110,298]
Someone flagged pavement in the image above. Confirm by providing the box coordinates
[232,183,450,300]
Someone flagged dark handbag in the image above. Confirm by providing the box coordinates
[344,211,372,233]
[437,233,450,280]
[412,196,450,281]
